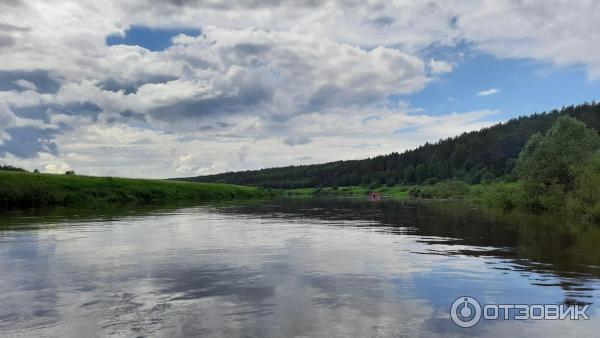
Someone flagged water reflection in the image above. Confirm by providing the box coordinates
[0,198,599,337]
[217,198,600,298]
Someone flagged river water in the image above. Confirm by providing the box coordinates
[1,198,599,337]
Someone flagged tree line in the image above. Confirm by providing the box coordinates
[181,102,600,189]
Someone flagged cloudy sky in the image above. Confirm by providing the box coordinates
[1,0,599,178]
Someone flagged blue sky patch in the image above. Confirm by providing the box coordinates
[401,51,600,121]
[106,25,201,51]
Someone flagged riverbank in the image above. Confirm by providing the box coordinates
[280,182,527,208]
[279,185,411,199]
[281,180,600,222]
[0,171,269,208]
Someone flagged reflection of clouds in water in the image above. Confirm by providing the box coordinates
[0,233,62,329]
[222,199,600,300]
[0,203,599,337]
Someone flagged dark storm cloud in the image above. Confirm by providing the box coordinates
[0,70,60,93]
[0,126,59,158]
[100,75,178,94]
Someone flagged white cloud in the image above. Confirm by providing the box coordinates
[44,161,71,174]
[456,0,600,79]
[0,103,17,144]
[13,79,37,91]
[429,59,454,74]
[38,152,72,174]
[3,26,428,129]
[172,154,200,175]
[477,88,500,96]
[0,102,17,129]
[195,161,228,176]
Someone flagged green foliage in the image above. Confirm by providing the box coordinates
[415,163,428,184]
[516,115,600,209]
[368,182,380,190]
[423,177,438,186]
[409,180,470,199]
[566,152,600,221]
[477,114,600,220]
[475,182,527,210]
[403,165,415,184]
[0,165,27,172]
[405,180,528,211]
[0,171,268,208]
[281,185,410,199]
[480,172,495,185]
[185,102,600,189]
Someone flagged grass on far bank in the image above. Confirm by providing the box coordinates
[407,180,527,209]
[0,170,269,208]
[279,180,537,211]
[279,185,411,199]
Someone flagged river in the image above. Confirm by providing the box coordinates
[1,198,599,337]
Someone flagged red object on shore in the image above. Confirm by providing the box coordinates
[368,192,382,201]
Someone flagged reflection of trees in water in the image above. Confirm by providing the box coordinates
[0,199,267,230]
[3,198,599,304]
[217,198,600,304]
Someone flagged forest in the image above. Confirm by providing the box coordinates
[181,102,600,189]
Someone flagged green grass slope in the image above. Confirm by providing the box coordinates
[0,171,268,207]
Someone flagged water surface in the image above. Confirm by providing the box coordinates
[1,198,599,337]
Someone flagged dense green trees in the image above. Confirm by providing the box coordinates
[516,116,600,209]
[390,115,600,221]
[509,114,600,219]
[183,102,600,189]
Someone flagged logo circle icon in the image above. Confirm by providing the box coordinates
[450,296,482,328]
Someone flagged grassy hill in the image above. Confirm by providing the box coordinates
[0,171,269,208]
[179,102,600,188]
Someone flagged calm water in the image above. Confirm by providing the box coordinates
[1,198,599,337]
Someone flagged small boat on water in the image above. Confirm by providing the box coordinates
[368,192,382,201]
